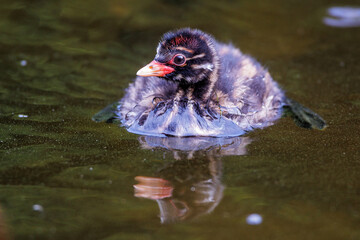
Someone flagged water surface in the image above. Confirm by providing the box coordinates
[0,0,359,239]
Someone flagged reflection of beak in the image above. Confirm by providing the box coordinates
[134,176,173,200]
[136,60,175,77]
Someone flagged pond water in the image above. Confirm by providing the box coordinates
[0,0,359,239]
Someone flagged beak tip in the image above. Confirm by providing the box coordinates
[135,60,175,77]
[135,70,142,76]
[136,67,149,77]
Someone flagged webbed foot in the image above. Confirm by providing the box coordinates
[283,98,327,130]
[92,101,121,123]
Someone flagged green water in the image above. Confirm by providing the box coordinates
[0,0,359,239]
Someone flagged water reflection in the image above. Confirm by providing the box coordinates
[138,136,252,159]
[323,6,360,28]
[0,205,10,240]
[134,136,251,223]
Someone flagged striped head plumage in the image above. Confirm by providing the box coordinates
[137,28,219,85]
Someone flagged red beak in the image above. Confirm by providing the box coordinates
[136,60,175,77]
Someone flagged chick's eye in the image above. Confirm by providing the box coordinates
[172,54,186,66]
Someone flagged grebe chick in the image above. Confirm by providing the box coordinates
[94,28,326,137]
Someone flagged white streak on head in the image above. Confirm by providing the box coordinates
[175,46,194,53]
[192,63,214,71]
[187,53,205,60]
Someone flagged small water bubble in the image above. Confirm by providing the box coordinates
[20,60,27,66]
[190,187,196,192]
[246,213,262,225]
[89,167,93,171]
[32,204,44,212]
[18,114,28,118]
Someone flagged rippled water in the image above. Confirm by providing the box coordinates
[0,0,359,239]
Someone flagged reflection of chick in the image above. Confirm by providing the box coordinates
[134,156,224,223]
[133,132,252,223]
[0,207,10,240]
[138,136,252,160]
